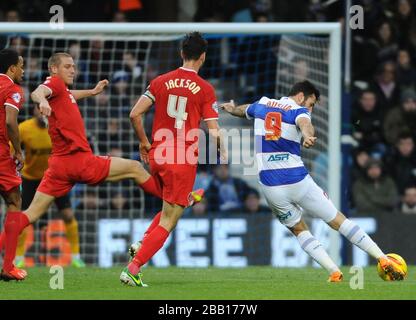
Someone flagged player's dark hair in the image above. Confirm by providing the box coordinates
[245,188,260,200]
[404,184,416,191]
[181,32,207,61]
[0,48,19,74]
[360,89,376,97]
[288,80,320,100]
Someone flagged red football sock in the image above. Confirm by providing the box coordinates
[128,225,169,274]
[3,211,30,272]
[143,211,162,240]
[139,177,162,199]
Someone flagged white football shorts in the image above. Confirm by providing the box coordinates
[260,175,338,227]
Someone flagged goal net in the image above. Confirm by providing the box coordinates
[0,23,341,267]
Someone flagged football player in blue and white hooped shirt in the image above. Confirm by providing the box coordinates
[220,80,404,282]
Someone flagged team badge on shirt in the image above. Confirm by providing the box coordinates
[212,102,218,113]
[12,92,21,103]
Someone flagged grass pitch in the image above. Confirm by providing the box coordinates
[0,266,415,300]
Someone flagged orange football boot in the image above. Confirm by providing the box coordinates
[327,271,343,282]
[378,257,405,281]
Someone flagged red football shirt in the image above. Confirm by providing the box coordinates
[40,76,91,156]
[0,73,24,159]
[144,67,218,163]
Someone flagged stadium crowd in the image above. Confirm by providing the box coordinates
[0,0,415,219]
[348,0,416,216]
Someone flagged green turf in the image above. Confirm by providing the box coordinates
[0,266,414,300]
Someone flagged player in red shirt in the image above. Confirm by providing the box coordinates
[120,32,223,286]
[0,48,25,280]
[0,52,165,281]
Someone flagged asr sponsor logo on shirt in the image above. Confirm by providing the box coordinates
[267,153,289,162]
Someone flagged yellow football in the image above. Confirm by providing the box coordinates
[377,253,407,281]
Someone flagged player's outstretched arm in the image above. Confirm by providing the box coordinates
[71,79,109,100]
[219,100,250,118]
[130,95,153,164]
[297,117,317,148]
[206,119,227,163]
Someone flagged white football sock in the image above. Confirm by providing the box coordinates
[339,219,385,260]
[297,231,339,273]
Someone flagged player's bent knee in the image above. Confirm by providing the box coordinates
[7,198,21,211]
[327,212,346,231]
[131,160,143,173]
[122,159,144,175]
[130,160,151,184]
[288,219,309,236]
[3,189,22,211]
[131,160,148,175]
[25,192,55,223]
[7,203,21,212]
[107,158,141,181]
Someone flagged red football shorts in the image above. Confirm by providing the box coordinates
[149,159,197,207]
[0,157,21,193]
[38,152,111,197]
